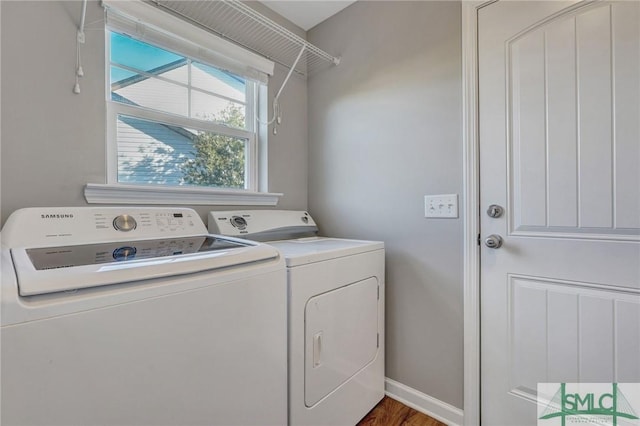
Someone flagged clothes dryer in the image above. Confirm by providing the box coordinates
[209,210,385,426]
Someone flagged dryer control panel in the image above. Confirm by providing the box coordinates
[208,210,318,241]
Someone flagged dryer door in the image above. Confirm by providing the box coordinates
[304,277,379,407]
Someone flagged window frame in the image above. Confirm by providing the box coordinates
[106,29,259,191]
[86,1,281,206]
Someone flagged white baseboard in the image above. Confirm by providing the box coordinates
[384,378,464,426]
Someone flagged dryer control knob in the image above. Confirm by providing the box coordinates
[230,216,247,230]
[113,214,137,232]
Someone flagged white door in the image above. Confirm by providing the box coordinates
[479,1,640,425]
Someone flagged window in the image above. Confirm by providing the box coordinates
[100,0,275,201]
[108,31,257,190]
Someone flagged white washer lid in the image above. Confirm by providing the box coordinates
[267,237,383,267]
[11,237,280,296]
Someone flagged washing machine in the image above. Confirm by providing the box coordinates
[1,207,287,426]
[209,210,385,426]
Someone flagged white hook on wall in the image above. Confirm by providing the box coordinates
[73,0,88,94]
[257,45,306,135]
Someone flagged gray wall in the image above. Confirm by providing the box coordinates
[2,0,465,411]
[0,0,308,226]
[307,1,463,409]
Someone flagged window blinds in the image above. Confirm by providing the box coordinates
[103,0,275,84]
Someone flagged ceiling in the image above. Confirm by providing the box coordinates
[258,1,356,31]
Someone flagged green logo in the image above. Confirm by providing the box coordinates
[539,383,639,426]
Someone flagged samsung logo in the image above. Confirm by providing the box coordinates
[41,214,74,219]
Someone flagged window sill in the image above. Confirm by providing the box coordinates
[84,184,282,206]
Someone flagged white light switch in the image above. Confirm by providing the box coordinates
[424,194,458,218]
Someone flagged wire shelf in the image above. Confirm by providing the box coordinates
[152,0,340,77]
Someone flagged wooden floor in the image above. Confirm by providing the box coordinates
[357,396,446,426]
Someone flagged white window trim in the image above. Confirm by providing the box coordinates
[86,0,281,206]
[84,183,282,206]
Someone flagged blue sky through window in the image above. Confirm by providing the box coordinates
[109,31,245,94]
[110,32,184,84]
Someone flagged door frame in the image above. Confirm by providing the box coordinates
[462,1,627,424]
[461,2,496,425]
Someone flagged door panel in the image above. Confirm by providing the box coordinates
[546,18,578,228]
[614,5,640,229]
[479,2,640,424]
[509,276,640,399]
[506,2,640,238]
[576,6,614,229]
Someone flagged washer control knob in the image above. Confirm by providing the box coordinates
[230,216,247,230]
[113,246,137,261]
[113,214,137,232]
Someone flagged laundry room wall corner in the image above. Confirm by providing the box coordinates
[308,0,464,411]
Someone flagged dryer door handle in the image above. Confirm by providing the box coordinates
[313,332,323,368]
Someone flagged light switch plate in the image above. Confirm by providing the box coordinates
[424,194,458,218]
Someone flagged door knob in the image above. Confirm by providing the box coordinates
[487,204,504,218]
[484,234,503,249]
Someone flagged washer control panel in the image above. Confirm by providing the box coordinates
[113,214,137,232]
[1,207,208,248]
[93,210,198,235]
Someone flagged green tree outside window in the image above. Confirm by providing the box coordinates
[181,105,247,189]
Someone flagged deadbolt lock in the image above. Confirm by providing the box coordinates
[487,204,504,218]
